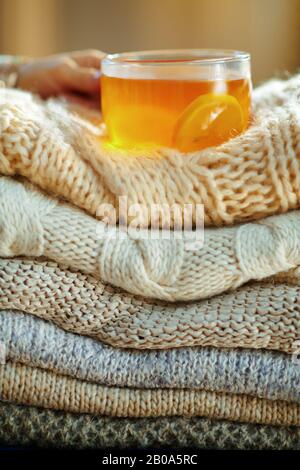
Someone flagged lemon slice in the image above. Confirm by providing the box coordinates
[173,93,244,152]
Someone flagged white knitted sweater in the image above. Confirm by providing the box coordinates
[1,177,300,301]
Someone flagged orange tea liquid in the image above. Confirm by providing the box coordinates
[101,76,251,152]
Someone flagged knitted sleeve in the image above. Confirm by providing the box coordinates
[1,75,300,227]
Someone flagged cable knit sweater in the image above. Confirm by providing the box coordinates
[2,177,300,301]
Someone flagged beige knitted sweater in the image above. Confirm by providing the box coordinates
[1,362,299,425]
[1,258,299,352]
[1,74,300,228]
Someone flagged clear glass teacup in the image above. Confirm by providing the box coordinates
[101,49,252,152]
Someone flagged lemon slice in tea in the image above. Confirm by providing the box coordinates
[172,93,244,152]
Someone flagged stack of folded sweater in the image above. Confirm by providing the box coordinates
[0,73,300,449]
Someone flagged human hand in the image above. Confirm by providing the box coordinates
[17,50,105,109]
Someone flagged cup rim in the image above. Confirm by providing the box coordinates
[102,49,250,67]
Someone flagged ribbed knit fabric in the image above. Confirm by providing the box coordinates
[1,258,299,352]
[1,74,300,228]
[1,362,299,425]
[1,402,299,449]
[2,310,299,402]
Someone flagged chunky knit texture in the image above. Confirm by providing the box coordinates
[1,362,299,425]
[1,74,300,228]
[1,76,300,436]
[1,402,299,450]
[2,310,299,402]
[3,178,300,301]
[1,258,299,352]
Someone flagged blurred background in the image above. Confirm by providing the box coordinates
[0,0,300,85]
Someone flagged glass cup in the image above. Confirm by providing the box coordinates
[101,49,252,152]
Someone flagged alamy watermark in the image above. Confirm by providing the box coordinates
[95,196,205,250]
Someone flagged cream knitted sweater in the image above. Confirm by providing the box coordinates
[1,74,300,227]
[2,177,300,301]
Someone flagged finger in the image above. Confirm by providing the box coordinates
[61,92,101,110]
[70,49,106,69]
[60,61,100,94]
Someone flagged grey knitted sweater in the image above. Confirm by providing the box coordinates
[1,310,299,402]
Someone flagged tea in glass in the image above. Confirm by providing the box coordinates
[101,50,252,152]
